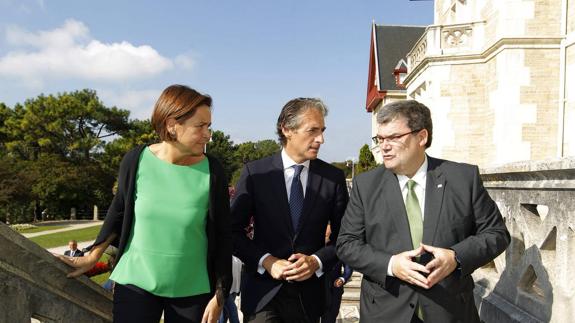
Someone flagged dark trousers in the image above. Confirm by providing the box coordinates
[320,285,343,323]
[219,292,240,323]
[113,283,211,323]
[244,284,319,323]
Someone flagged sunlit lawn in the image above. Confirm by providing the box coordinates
[30,225,102,249]
[15,225,69,234]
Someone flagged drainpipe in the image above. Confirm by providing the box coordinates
[557,0,568,158]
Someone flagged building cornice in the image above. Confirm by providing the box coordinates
[405,37,563,86]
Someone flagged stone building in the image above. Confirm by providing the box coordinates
[368,0,574,167]
[365,1,575,322]
[365,24,425,163]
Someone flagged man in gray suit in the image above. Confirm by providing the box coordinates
[336,100,510,323]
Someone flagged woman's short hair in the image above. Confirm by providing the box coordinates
[376,100,433,148]
[151,84,212,141]
[276,98,328,146]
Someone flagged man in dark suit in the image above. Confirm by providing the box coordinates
[64,240,84,257]
[232,98,349,323]
[321,261,353,323]
[337,100,510,323]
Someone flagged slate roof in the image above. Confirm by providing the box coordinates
[374,25,426,91]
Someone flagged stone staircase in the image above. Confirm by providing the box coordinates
[0,221,112,322]
[338,271,361,322]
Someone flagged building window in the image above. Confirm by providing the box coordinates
[393,59,408,88]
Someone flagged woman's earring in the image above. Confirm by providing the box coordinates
[169,130,176,139]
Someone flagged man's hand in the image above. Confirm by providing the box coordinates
[333,277,345,288]
[201,295,222,323]
[262,255,292,280]
[391,245,430,289]
[284,253,319,282]
[422,244,457,288]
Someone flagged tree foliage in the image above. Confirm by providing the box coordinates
[356,144,377,175]
[206,130,237,182]
[0,89,281,223]
[3,89,130,161]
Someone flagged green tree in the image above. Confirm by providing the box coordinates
[100,119,157,176]
[231,140,281,184]
[206,130,237,183]
[356,144,377,175]
[0,90,135,222]
[4,89,130,161]
[0,154,34,223]
[0,103,13,152]
[331,162,352,179]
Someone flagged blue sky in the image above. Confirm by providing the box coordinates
[0,0,433,162]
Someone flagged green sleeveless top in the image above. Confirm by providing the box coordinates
[110,147,211,297]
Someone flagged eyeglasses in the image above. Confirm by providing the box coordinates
[372,129,422,145]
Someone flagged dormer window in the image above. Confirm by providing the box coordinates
[393,59,408,88]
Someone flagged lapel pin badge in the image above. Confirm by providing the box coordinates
[437,184,443,188]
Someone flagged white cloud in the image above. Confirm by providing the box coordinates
[99,88,160,120]
[174,53,196,70]
[0,19,179,84]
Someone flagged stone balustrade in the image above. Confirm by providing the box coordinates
[407,21,486,71]
[474,157,575,323]
[0,222,112,322]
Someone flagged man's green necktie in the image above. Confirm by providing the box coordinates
[406,179,423,249]
[406,179,424,321]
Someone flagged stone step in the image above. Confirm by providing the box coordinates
[342,290,360,302]
[342,271,362,306]
[345,277,361,288]
[338,304,360,323]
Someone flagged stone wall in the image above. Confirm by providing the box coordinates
[525,0,561,36]
[473,157,575,322]
[569,0,575,34]
[439,63,491,165]
[565,44,575,156]
[0,222,112,322]
[521,48,560,161]
[403,0,567,167]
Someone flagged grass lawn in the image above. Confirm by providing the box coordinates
[30,225,102,249]
[16,225,69,234]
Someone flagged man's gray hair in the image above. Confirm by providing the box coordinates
[376,100,433,148]
[276,98,328,146]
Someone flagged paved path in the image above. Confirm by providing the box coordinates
[23,220,103,238]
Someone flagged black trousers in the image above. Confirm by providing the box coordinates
[244,284,319,323]
[113,283,211,323]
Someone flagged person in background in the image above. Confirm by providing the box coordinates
[57,84,232,323]
[321,225,353,323]
[64,240,84,257]
[218,256,242,323]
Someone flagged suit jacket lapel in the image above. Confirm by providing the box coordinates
[295,160,322,237]
[423,156,445,245]
[382,170,414,250]
[271,153,295,235]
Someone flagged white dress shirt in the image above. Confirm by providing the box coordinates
[387,156,428,276]
[257,150,324,277]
